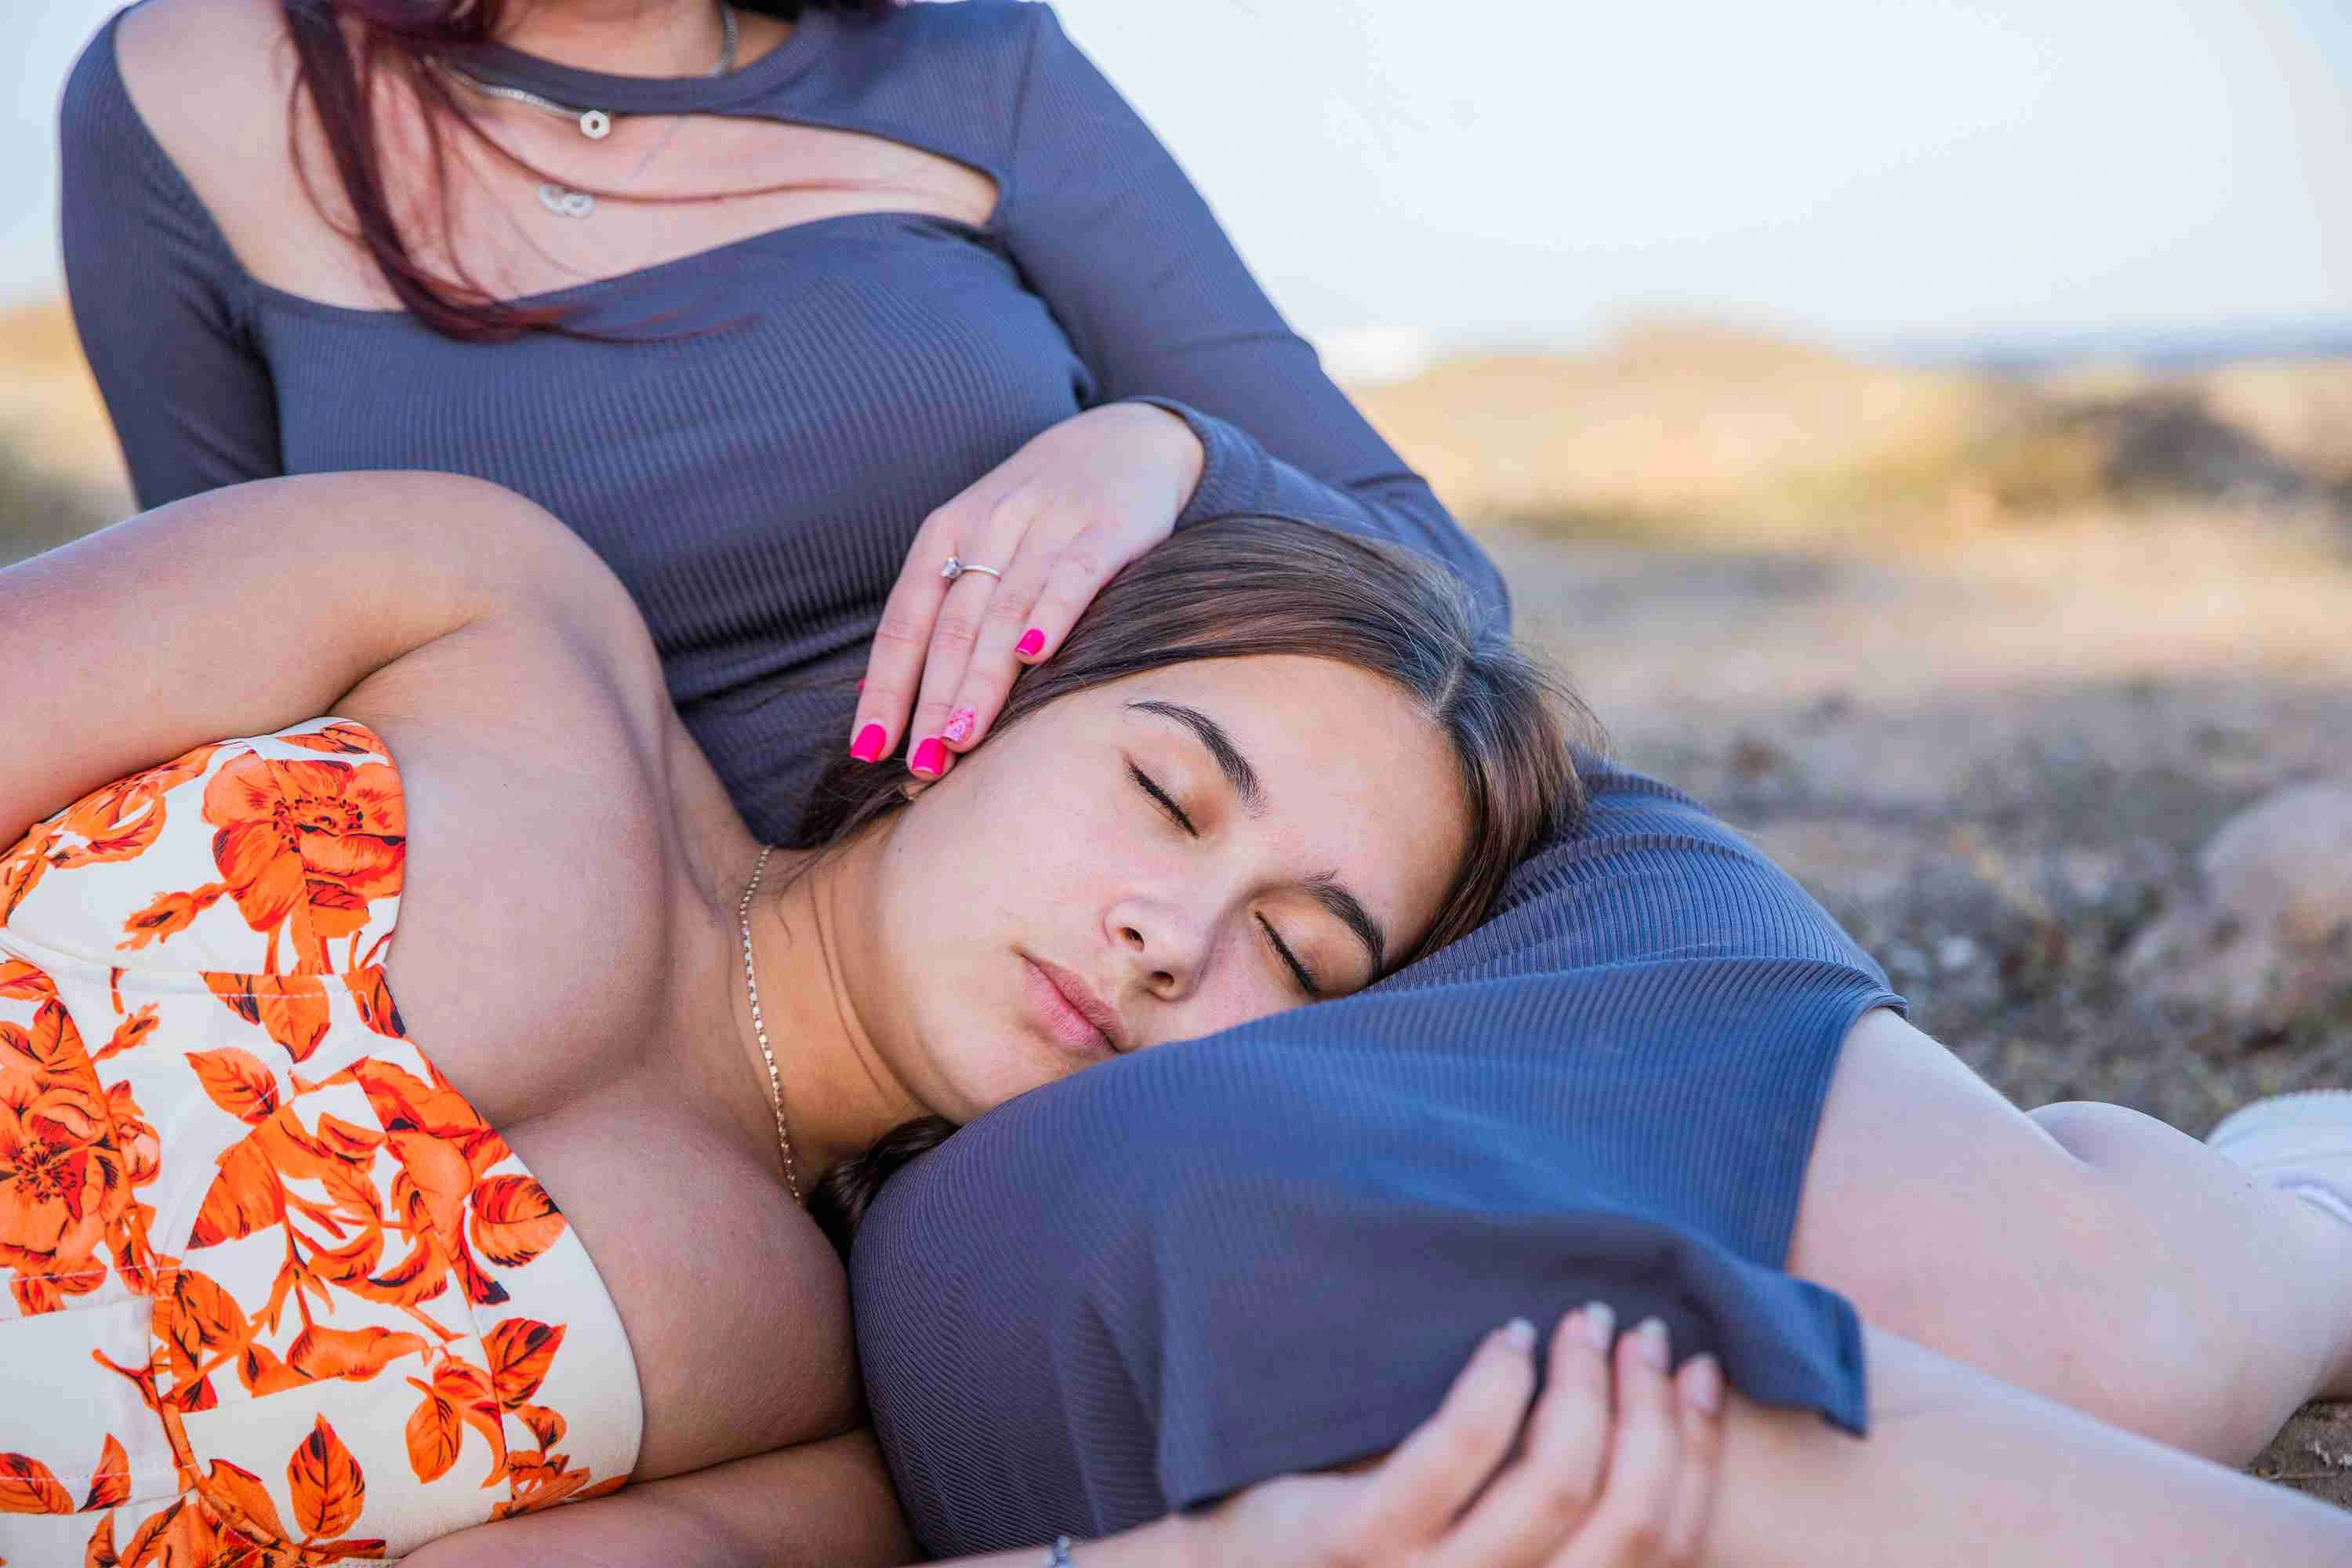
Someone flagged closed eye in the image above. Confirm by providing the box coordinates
[1128,762,1196,837]
[1130,757,1318,997]
[1258,915,1322,999]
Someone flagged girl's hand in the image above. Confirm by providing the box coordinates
[1189,1308,1724,1567]
[849,403,1203,779]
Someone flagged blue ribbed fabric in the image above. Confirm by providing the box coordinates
[854,755,1899,1553]
[60,0,1504,840]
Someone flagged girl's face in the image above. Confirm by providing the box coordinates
[859,655,1473,1121]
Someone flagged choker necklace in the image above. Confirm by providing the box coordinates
[442,2,738,219]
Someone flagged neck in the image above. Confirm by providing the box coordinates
[497,0,731,76]
[741,828,926,1187]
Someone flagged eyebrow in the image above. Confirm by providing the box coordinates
[1127,699,1263,814]
[1124,699,1389,973]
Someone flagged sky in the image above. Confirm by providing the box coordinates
[9,0,2349,371]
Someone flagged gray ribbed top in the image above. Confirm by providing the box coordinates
[60,0,1505,840]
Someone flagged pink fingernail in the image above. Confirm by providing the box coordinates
[943,709,976,744]
[851,724,888,763]
[1015,628,1046,659]
[855,678,866,692]
[1683,1354,1723,1414]
[909,735,947,778]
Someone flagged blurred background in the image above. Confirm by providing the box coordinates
[8,0,2352,1489]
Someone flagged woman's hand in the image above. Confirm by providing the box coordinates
[849,403,1204,778]
[1187,1307,1724,1567]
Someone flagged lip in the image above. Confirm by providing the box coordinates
[1022,956,1132,1058]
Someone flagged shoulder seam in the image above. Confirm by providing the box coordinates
[998,0,1058,228]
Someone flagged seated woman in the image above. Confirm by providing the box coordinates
[0,472,1700,1564]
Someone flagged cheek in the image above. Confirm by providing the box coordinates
[931,749,1173,916]
[1160,929,1305,1043]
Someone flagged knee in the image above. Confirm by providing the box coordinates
[1824,1147,2267,1461]
[1981,1149,2286,1461]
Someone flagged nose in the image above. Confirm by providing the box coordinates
[1107,896,1210,1002]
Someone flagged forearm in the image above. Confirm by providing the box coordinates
[996,9,1504,626]
[1128,394,1507,622]
[0,470,595,841]
[402,1428,1202,1568]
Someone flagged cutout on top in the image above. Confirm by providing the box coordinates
[114,0,1002,313]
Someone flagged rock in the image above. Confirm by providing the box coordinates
[1884,942,1929,981]
[1728,732,1785,780]
[2122,782,2352,1036]
[2251,1401,2352,1510]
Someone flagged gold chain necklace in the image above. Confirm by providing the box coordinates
[737,844,803,1203]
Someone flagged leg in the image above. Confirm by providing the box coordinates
[1787,1007,2352,1462]
[1705,1327,2352,1567]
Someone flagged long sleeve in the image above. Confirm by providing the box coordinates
[58,16,285,510]
[995,5,1509,626]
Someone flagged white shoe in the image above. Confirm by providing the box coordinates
[2209,1090,2352,1227]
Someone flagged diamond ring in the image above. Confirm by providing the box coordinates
[940,557,1004,583]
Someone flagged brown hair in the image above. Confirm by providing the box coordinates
[279,0,893,340]
[798,517,1595,1253]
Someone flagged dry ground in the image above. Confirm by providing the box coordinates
[7,303,2350,1503]
[1474,511,2352,1504]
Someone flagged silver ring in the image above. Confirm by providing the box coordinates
[940,557,1003,583]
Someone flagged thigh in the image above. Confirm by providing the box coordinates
[1784,1009,2146,1399]
[1703,1327,2352,1567]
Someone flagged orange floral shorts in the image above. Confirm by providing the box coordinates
[0,721,641,1564]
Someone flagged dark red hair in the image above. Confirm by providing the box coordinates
[280,0,893,340]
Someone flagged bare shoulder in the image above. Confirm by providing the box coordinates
[114,0,292,160]
[113,0,375,296]
[328,480,696,1083]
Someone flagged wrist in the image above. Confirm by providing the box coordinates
[1095,1509,1211,1568]
[1116,398,1208,498]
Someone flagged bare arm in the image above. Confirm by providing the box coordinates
[401,1427,1191,1568]
[0,470,641,844]
[401,1429,927,1568]
[406,1316,1722,1568]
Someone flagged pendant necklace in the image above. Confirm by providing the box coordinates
[443,2,738,220]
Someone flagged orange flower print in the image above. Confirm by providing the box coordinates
[204,975,332,1063]
[0,1452,71,1515]
[7,728,630,1563]
[401,1326,622,1523]
[402,1356,505,1489]
[118,883,230,953]
[85,1435,132,1512]
[0,1000,132,1314]
[274,724,381,758]
[343,965,405,1042]
[0,742,223,924]
[201,755,405,975]
[288,1417,365,1541]
[97,1439,391,1565]
[0,960,53,1003]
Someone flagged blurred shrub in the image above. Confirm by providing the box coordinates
[1351,318,2350,544]
[0,437,110,567]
